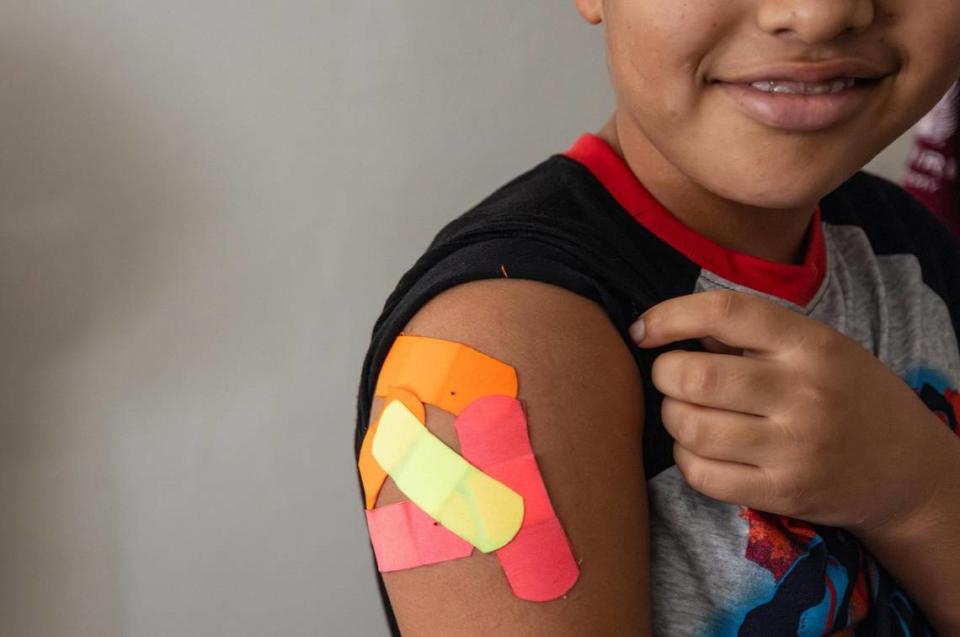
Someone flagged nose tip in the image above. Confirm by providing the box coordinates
[757,0,876,44]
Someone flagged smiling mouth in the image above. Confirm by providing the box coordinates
[748,77,856,94]
[715,76,883,95]
[713,76,887,132]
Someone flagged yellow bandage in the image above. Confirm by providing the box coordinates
[372,399,524,553]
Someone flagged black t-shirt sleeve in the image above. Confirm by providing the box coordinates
[353,234,632,457]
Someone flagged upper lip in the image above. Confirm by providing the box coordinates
[715,59,896,84]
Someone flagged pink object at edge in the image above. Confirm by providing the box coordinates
[365,500,473,572]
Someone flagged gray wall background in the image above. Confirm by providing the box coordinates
[0,2,912,636]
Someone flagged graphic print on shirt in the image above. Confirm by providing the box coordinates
[707,510,933,636]
[730,511,870,635]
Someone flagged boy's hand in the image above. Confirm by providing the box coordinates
[631,289,959,536]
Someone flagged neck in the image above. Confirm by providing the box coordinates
[598,114,816,265]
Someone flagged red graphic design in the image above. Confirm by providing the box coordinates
[737,508,871,633]
[739,508,817,581]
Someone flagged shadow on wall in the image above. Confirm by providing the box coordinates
[0,29,191,636]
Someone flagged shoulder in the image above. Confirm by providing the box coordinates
[356,149,666,464]
[367,278,652,635]
[368,154,651,386]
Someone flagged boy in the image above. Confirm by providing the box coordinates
[356,1,960,634]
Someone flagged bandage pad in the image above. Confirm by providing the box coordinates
[365,500,474,572]
[456,395,580,601]
[374,334,518,415]
[372,399,524,553]
[359,386,424,509]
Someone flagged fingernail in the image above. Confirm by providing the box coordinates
[630,318,646,343]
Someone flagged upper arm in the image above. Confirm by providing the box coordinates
[366,279,652,636]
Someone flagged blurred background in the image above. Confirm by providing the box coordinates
[0,2,914,636]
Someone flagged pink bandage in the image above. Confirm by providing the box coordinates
[456,395,580,601]
[365,500,473,572]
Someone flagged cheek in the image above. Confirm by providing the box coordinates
[893,3,960,112]
[604,2,730,118]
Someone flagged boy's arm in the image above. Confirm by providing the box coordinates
[850,440,960,633]
[366,279,652,636]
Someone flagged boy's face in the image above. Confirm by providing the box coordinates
[577,0,960,209]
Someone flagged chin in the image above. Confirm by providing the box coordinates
[706,170,845,210]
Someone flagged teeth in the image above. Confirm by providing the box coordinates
[749,78,856,95]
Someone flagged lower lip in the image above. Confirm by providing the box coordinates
[717,81,878,132]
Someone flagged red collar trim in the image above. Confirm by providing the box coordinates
[563,133,827,307]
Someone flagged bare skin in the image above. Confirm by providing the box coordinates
[374,280,651,636]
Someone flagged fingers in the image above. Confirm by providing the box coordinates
[699,336,743,356]
[661,396,773,466]
[673,444,774,510]
[651,349,785,416]
[632,290,808,355]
